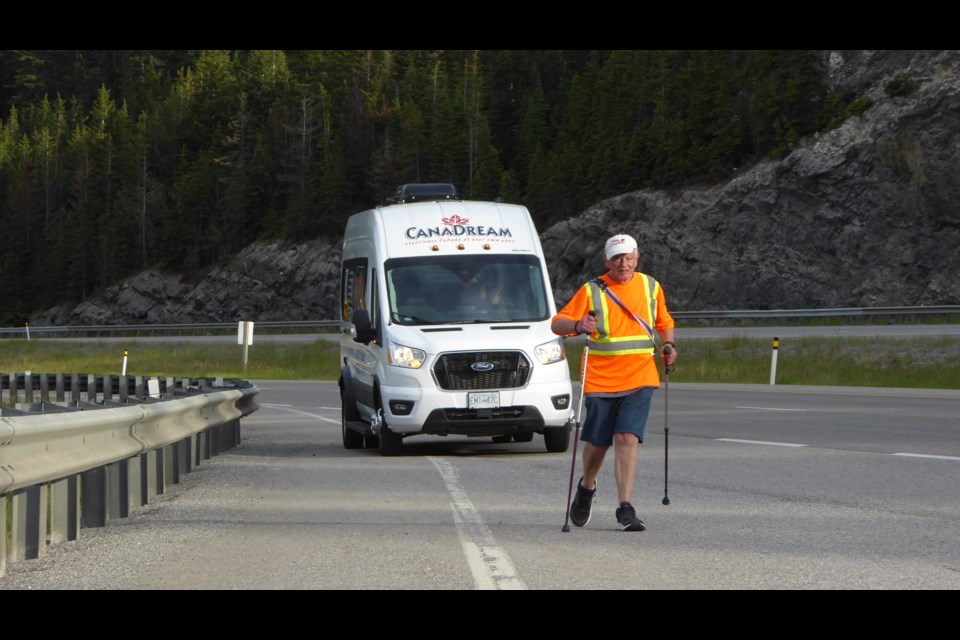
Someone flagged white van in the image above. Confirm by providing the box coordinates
[338,184,574,456]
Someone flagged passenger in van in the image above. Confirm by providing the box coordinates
[480,272,505,307]
[464,267,514,309]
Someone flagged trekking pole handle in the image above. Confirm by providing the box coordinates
[577,310,597,335]
[662,344,674,374]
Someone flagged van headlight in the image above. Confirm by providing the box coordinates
[534,337,566,365]
[387,341,426,369]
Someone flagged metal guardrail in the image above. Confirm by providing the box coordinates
[0,320,341,338]
[670,305,960,323]
[1,307,958,338]
[0,374,261,577]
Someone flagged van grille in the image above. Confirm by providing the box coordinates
[433,351,531,390]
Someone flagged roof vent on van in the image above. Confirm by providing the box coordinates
[386,183,459,205]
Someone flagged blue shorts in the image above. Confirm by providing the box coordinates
[580,387,656,447]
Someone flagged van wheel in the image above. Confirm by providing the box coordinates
[543,424,571,453]
[376,398,403,457]
[341,387,364,450]
[513,431,534,443]
[364,434,379,448]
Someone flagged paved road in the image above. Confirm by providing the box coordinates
[3,380,958,590]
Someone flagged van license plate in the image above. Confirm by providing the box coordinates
[468,392,500,409]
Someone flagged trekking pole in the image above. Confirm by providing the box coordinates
[661,345,674,506]
[562,311,596,532]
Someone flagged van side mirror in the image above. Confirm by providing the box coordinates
[352,309,376,344]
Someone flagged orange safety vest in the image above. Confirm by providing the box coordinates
[554,273,674,394]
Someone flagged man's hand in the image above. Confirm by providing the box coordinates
[576,311,597,335]
[662,342,677,369]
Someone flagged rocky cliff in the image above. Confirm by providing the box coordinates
[29,50,960,326]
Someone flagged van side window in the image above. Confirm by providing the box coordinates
[341,259,368,322]
[369,268,379,330]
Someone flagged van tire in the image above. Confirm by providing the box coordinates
[364,434,379,448]
[376,395,403,456]
[543,424,571,453]
[341,384,364,450]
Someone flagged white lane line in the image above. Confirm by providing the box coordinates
[893,453,960,461]
[260,403,339,424]
[736,406,808,412]
[717,438,808,448]
[429,457,527,591]
[256,403,529,586]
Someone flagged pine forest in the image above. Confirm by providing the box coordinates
[0,50,866,324]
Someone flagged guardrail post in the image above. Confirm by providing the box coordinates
[1,493,6,577]
[154,447,170,495]
[81,466,108,528]
[138,453,150,506]
[24,372,34,404]
[87,374,98,404]
[223,418,241,450]
[9,485,45,560]
[8,373,19,405]
[40,373,49,402]
[199,429,210,462]
[56,373,65,402]
[126,455,142,514]
[70,373,80,403]
[164,443,179,486]
[103,374,113,402]
[210,423,221,456]
[180,436,193,474]
[50,475,79,544]
[107,461,123,519]
[153,447,165,496]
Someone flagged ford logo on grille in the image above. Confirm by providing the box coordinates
[471,361,496,372]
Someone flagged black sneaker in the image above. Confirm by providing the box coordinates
[616,502,646,532]
[569,478,596,527]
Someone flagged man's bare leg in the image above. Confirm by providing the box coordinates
[580,442,608,490]
[613,433,639,503]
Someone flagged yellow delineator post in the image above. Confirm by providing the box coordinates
[770,337,779,385]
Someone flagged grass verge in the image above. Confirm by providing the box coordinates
[1,335,958,390]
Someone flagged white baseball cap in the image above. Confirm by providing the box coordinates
[604,234,638,260]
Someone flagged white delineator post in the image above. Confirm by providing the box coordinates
[121,349,128,376]
[238,321,254,370]
[769,337,779,385]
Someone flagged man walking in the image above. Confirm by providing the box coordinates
[552,234,677,531]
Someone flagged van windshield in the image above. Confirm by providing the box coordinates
[385,255,550,325]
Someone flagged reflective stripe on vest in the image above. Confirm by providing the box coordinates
[585,275,658,355]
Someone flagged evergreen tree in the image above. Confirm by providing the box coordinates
[0,49,842,322]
